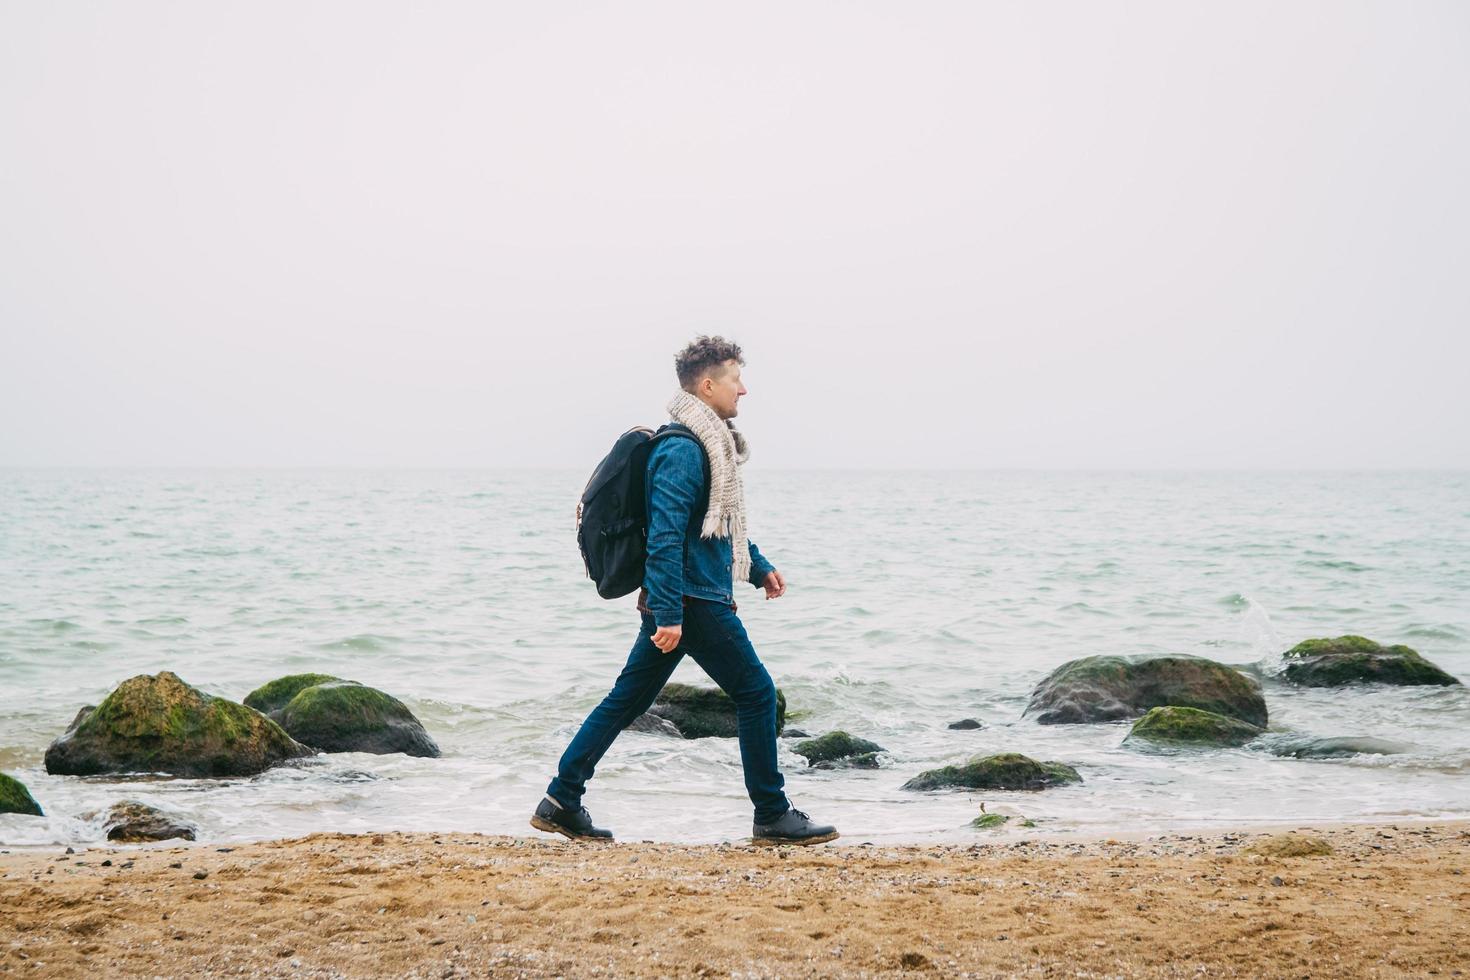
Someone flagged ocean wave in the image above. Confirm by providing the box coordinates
[28,618,80,632]
[1402,624,1466,641]
[1297,559,1371,572]
[316,634,400,653]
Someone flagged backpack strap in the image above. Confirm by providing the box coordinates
[648,424,712,523]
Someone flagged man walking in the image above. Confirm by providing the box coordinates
[532,336,839,846]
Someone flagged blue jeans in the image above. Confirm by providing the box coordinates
[546,598,791,824]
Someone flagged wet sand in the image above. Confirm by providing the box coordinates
[2,822,1467,978]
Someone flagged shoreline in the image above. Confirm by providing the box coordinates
[3,822,1466,977]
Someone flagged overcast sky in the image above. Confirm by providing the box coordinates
[2,2,1466,469]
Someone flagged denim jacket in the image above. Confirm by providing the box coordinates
[642,425,776,627]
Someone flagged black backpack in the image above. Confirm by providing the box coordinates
[576,424,709,599]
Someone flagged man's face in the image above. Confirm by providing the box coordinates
[698,360,746,420]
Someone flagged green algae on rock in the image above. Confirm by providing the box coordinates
[0,772,43,817]
[902,753,1082,792]
[1025,654,1267,727]
[243,673,345,717]
[971,812,1009,829]
[277,681,440,757]
[43,672,311,778]
[636,682,787,739]
[793,731,886,767]
[1281,636,1461,687]
[1124,706,1265,749]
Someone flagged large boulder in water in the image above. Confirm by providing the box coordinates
[44,672,311,778]
[902,753,1082,792]
[1281,636,1460,687]
[635,682,788,739]
[0,772,43,816]
[1025,655,1267,727]
[247,677,440,758]
[1124,706,1264,749]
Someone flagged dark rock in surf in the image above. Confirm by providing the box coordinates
[0,772,43,817]
[1124,706,1264,749]
[947,718,984,730]
[624,712,683,737]
[813,752,881,771]
[902,753,1081,792]
[1281,636,1460,687]
[274,681,440,758]
[95,800,197,843]
[1251,734,1412,759]
[1025,655,1267,727]
[639,683,788,739]
[793,731,886,768]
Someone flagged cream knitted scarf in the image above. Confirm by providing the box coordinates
[666,389,751,589]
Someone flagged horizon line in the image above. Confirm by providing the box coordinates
[2,465,1467,474]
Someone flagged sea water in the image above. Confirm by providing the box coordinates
[1,469,1467,846]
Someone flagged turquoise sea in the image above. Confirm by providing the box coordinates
[1,469,1467,846]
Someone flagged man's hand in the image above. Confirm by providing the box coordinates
[761,569,787,600]
[651,624,683,653]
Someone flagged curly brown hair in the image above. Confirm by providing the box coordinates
[673,335,744,391]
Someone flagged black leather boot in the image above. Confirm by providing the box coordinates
[752,807,839,846]
[530,796,614,841]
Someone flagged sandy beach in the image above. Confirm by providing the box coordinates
[2,822,1466,978]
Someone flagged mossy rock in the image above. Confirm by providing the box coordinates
[902,753,1082,792]
[793,731,886,766]
[0,772,43,817]
[641,682,787,739]
[971,812,1009,829]
[97,800,196,843]
[1281,636,1460,687]
[1025,655,1267,727]
[243,673,344,717]
[1125,706,1264,748]
[277,681,440,757]
[44,672,311,778]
